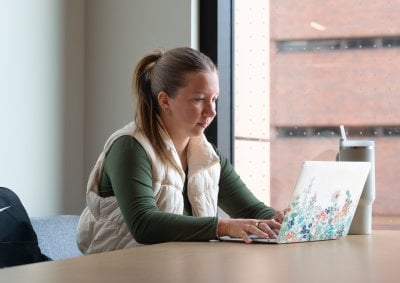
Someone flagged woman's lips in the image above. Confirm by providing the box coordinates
[198,122,208,128]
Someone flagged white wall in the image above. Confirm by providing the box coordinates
[0,0,198,216]
[84,0,199,180]
[0,0,85,216]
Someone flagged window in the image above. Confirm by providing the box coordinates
[233,0,400,229]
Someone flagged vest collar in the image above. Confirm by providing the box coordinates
[157,117,220,179]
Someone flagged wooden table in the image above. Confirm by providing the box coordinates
[1,230,399,283]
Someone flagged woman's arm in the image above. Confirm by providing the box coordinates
[211,147,284,243]
[103,136,218,244]
[215,146,277,219]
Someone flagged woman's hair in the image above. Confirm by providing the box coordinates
[133,47,217,163]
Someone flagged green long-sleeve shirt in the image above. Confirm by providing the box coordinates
[99,135,276,244]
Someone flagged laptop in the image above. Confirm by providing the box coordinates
[220,161,371,244]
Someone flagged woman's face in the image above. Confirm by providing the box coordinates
[160,70,219,142]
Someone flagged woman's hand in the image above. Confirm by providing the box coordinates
[217,218,281,244]
[273,208,290,224]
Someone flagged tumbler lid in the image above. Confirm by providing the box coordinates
[340,140,375,148]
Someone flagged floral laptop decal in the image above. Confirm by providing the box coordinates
[277,161,371,244]
[220,161,371,244]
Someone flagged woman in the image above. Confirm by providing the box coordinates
[77,47,283,254]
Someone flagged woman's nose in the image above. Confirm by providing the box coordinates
[203,101,217,117]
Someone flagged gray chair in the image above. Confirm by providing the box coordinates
[31,215,83,260]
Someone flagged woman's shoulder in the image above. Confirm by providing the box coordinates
[107,135,147,158]
[112,134,141,147]
[104,134,151,174]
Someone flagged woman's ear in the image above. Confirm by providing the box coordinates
[157,91,170,113]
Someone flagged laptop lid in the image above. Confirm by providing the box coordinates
[219,160,371,244]
[276,160,371,244]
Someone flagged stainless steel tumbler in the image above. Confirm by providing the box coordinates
[339,139,375,235]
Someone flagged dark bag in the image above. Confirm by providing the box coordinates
[0,187,49,268]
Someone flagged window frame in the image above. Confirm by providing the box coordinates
[200,0,234,164]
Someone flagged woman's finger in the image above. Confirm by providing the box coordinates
[258,222,278,238]
[241,227,253,243]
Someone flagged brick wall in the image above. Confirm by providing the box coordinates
[270,0,400,39]
[269,1,400,216]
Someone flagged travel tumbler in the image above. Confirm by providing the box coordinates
[338,137,375,235]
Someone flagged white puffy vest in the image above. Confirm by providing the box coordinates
[77,121,220,254]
